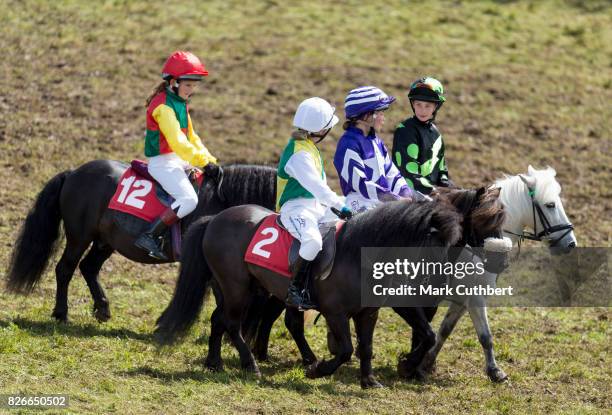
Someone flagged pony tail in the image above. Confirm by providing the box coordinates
[155,216,214,344]
[145,81,169,107]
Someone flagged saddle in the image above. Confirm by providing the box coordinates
[244,214,344,281]
[130,160,203,205]
[107,160,205,260]
[277,217,340,281]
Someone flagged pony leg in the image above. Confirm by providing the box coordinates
[223,295,260,376]
[284,307,317,366]
[419,302,467,374]
[467,306,508,382]
[205,306,225,371]
[251,297,285,361]
[242,293,271,347]
[52,238,90,322]
[409,306,438,355]
[354,308,382,389]
[78,242,113,322]
[394,307,436,380]
[306,314,352,379]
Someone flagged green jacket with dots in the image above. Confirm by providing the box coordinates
[392,116,452,194]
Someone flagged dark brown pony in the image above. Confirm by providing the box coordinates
[5,160,276,322]
[393,186,507,379]
[243,187,507,372]
[156,199,467,388]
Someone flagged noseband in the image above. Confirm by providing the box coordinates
[504,189,574,247]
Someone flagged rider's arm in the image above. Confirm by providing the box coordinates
[333,141,397,202]
[152,104,208,167]
[284,151,345,210]
[436,139,452,187]
[187,113,217,165]
[381,143,414,199]
[392,123,434,193]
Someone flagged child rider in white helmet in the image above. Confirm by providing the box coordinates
[276,97,352,310]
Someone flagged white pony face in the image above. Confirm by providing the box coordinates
[519,165,577,254]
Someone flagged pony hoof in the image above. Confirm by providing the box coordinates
[305,362,320,379]
[204,359,224,372]
[397,358,416,379]
[414,368,428,382]
[419,357,437,374]
[302,356,317,367]
[94,307,111,322]
[244,366,261,379]
[51,310,68,323]
[361,376,384,389]
[254,351,269,362]
[487,367,508,383]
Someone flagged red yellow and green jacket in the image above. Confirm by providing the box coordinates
[145,87,217,167]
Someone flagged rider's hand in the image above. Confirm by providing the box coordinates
[203,162,219,176]
[331,206,353,220]
[339,206,353,220]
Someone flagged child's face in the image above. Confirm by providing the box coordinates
[373,110,385,131]
[177,80,199,99]
[412,100,437,122]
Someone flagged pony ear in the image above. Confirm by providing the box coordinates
[488,186,501,199]
[519,173,536,190]
[527,165,537,176]
[476,186,486,199]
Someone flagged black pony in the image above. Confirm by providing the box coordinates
[5,160,276,322]
[242,187,506,376]
[155,200,465,388]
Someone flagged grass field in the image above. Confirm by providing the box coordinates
[0,0,610,413]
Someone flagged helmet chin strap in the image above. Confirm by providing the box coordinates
[312,128,331,144]
[171,79,180,95]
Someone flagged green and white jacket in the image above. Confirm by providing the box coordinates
[276,137,344,213]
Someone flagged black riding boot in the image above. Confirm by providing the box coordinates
[134,208,178,261]
[286,256,316,310]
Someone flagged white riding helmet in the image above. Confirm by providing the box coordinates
[293,97,339,133]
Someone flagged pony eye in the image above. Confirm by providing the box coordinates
[545,202,556,209]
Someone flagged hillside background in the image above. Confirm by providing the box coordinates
[0,1,610,413]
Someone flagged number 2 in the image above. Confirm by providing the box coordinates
[252,227,279,258]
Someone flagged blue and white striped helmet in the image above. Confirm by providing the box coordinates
[344,86,396,119]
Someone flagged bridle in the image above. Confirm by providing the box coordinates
[503,188,574,248]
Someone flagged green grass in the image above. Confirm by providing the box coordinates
[0,0,611,413]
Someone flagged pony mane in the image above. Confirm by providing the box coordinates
[434,187,506,241]
[200,163,277,210]
[339,200,463,256]
[495,166,561,203]
[530,167,561,202]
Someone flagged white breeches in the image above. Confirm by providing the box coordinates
[280,199,327,261]
[147,153,198,218]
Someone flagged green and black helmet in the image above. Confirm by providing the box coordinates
[408,77,446,121]
[408,77,446,103]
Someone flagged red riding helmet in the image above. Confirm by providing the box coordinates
[161,51,208,81]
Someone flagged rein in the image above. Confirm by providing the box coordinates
[503,189,574,249]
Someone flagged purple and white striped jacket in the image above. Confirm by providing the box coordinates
[333,126,413,210]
